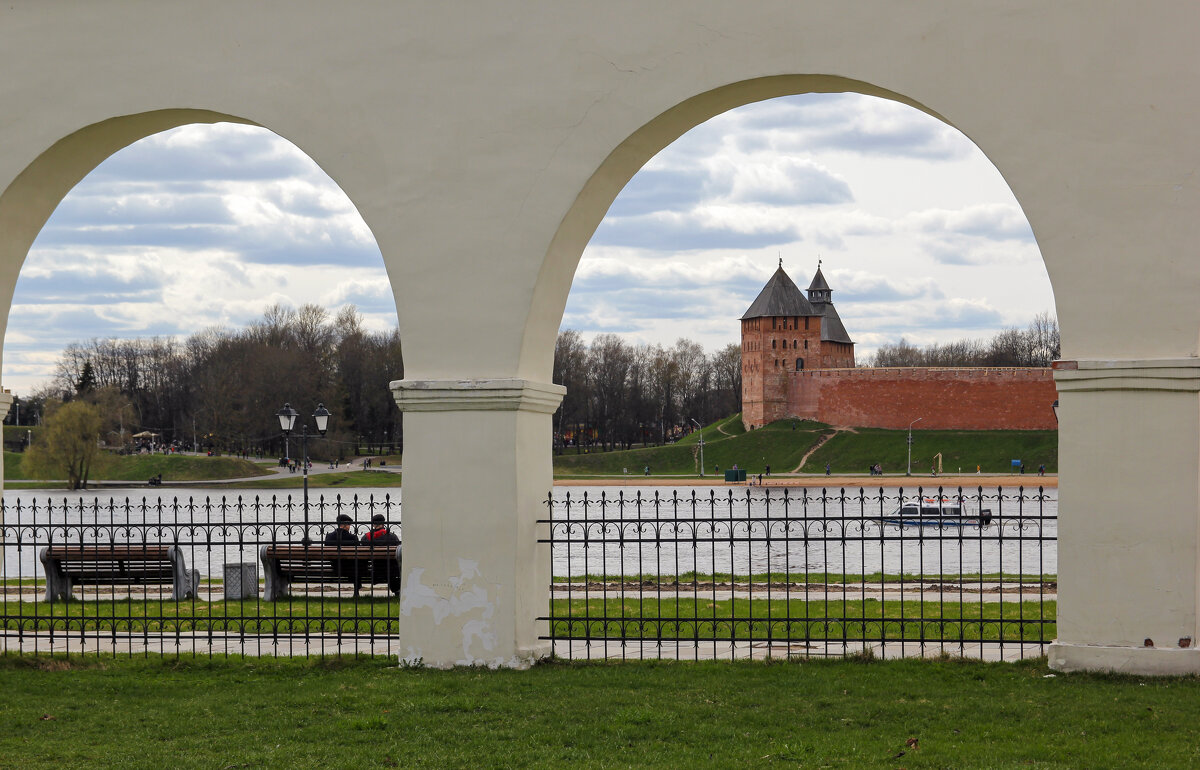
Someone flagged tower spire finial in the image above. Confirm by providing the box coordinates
[778,255,782,269]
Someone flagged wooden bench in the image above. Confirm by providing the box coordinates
[39,544,200,601]
[260,543,402,600]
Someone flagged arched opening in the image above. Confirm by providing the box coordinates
[533,76,1062,663]
[544,79,1056,452]
[0,110,400,468]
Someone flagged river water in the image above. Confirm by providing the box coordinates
[1,484,1057,579]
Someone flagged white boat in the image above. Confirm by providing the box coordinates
[881,497,993,527]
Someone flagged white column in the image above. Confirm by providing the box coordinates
[391,378,565,668]
[1050,359,1200,674]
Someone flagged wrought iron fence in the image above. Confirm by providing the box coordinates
[538,486,1056,661]
[0,494,401,658]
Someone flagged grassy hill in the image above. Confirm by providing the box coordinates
[2,451,271,482]
[554,415,1058,476]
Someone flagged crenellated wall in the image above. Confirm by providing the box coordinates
[783,367,1058,430]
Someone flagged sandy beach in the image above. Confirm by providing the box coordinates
[555,474,1057,488]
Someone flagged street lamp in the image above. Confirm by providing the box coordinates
[1051,399,1059,424]
[690,418,705,477]
[906,417,923,477]
[277,402,331,540]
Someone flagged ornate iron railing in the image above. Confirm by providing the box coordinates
[0,493,401,658]
[538,486,1056,661]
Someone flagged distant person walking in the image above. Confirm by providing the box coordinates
[825,462,831,476]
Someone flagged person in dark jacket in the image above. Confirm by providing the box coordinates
[325,513,362,594]
[361,514,401,595]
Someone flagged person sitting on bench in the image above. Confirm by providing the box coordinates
[325,513,362,594]
[360,513,401,595]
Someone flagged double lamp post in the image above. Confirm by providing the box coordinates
[277,402,330,536]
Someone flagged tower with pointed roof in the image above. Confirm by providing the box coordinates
[741,261,854,428]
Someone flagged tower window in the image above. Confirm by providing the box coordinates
[796,359,804,371]
[804,340,808,349]
[804,317,809,330]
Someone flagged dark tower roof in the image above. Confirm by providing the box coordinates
[807,265,831,292]
[818,304,854,344]
[741,265,816,319]
[803,261,852,343]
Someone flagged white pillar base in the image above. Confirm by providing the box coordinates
[1049,642,1200,676]
[391,378,565,669]
[1053,359,1200,675]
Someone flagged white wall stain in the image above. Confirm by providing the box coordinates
[400,559,500,665]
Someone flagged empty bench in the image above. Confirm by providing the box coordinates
[39,544,200,601]
[260,543,402,600]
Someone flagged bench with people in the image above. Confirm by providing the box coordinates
[259,514,402,600]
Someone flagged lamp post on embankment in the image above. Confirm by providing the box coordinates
[906,417,922,477]
[276,402,331,539]
[690,418,704,477]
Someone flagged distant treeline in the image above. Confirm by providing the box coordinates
[867,312,1060,368]
[15,304,403,457]
[554,331,741,452]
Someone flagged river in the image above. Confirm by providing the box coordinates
[1,484,1057,579]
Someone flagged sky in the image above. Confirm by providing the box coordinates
[2,93,1054,395]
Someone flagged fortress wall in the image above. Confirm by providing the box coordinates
[787,367,1058,430]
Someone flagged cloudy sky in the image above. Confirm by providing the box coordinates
[2,93,1054,394]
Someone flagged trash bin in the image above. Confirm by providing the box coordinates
[223,562,258,600]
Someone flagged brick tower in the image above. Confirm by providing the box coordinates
[741,261,854,428]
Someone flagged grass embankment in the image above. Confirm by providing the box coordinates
[554,415,1058,477]
[0,656,1198,767]
[2,452,270,485]
[555,418,825,477]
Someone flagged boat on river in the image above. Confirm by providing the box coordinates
[881,497,993,527]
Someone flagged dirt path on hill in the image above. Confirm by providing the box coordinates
[792,427,856,473]
[714,420,735,436]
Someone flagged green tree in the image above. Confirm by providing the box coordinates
[75,360,96,395]
[24,401,103,489]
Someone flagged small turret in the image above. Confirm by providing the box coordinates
[807,260,832,305]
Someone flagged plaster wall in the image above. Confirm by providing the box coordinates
[0,1,1195,671]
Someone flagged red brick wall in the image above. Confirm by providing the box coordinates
[784,367,1058,430]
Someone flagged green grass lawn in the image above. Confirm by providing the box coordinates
[808,427,1058,476]
[0,655,1197,768]
[549,597,1054,642]
[3,594,1051,643]
[554,416,1059,477]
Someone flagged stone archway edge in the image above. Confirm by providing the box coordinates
[391,378,566,414]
